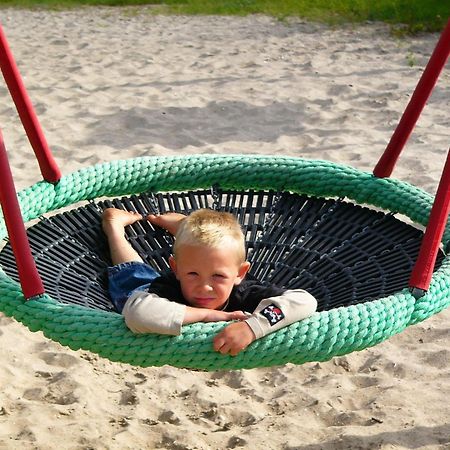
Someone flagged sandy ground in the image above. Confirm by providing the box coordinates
[0,7,449,450]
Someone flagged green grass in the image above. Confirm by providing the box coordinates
[0,0,448,33]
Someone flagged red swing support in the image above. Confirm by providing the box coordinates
[409,149,450,295]
[0,24,61,184]
[373,17,450,296]
[0,23,58,298]
[0,130,44,298]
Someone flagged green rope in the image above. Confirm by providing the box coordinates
[0,155,448,370]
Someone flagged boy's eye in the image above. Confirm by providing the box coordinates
[187,272,198,276]
[213,274,226,279]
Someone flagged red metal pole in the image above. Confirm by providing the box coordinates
[373,18,450,178]
[0,129,45,299]
[0,23,61,184]
[409,148,450,294]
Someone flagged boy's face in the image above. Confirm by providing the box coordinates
[169,244,250,310]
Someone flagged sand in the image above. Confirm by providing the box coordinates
[0,7,449,449]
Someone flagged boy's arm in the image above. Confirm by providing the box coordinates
[184,306,246,325]
[102,208,144,265]
[244,289,317,339]
[213,289,317,356]
[146,212,186,236]
[122,291,246,336]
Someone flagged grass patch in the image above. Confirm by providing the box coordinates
[0,0,447,32]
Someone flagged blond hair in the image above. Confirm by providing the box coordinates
[173,209,246,263]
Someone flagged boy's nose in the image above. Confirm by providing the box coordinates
[200,281,214,292]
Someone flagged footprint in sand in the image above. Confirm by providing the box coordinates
[38,351,80,368]
[421,349,450,369]
[24,371,80,405]
[120,382,140,406]
[21,352,82,405]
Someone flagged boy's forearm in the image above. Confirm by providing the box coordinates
[122,292,244,336]
[183,306,211,324]
[183,306,244,324]
[105,228,143,265]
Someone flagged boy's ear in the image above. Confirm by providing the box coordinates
[235,261,251,285]
[169,255,178,277]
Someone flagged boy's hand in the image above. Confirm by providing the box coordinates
[213,322,256,356]
[102,208,143,232]
[146,212,186,236]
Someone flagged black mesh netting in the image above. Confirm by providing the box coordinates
[0,189,443,312]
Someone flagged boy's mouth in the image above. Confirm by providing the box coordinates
[193,297,215,306]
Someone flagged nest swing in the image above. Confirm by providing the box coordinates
[0,20,449,371]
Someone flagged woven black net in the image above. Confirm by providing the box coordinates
[0,189,443,312]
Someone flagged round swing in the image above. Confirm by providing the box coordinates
[0,21,449,371]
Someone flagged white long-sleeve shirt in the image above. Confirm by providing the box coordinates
[122,289,317,338]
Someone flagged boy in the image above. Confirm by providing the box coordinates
[103,207,317,356]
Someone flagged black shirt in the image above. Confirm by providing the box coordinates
[147,272,286,313]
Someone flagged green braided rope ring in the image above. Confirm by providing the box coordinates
[0,155,449,370]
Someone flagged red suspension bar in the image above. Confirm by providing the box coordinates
[373,18,450,178]
[0,129,44,299]
[409,149,450,294]
[0,23,61,184]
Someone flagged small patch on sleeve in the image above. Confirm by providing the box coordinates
[259,304,285,326]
